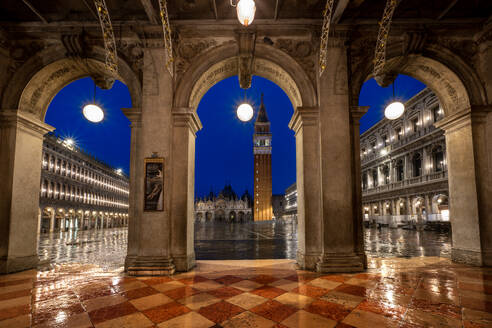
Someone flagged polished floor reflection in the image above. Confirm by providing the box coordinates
[38,223,452,271]
[1,258,491,327]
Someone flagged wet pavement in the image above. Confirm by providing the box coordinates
[38,222,452,271]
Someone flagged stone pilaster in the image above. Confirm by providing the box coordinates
[0,110,54,273]
[122,108,142,271]
[316,43,364,273]
[435,106,492,266]
[350,106,369,268]
[170,107,202,271]
[289,107,323,270]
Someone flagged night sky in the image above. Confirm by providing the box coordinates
[45,74,426,197]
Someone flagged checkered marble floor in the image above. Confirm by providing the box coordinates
[0,257,491,327]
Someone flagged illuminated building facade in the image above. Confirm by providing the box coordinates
[38,133,129,233]
[360,88,449,227]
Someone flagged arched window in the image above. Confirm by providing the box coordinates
[432,146,445,172]
[412,153,422,177]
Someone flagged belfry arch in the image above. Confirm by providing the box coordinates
[353,48,491,266]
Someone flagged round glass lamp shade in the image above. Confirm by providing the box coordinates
[83,104,104,123]
[384,101,405,120]
[237,103,254,122]
[237,0,256,26]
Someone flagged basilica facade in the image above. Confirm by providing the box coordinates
[195,185,252,223]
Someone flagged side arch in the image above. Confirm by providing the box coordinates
[350,42,487,116]
[2,44,142,120]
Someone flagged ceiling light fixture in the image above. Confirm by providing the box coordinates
[384,79,405,120]
[83,81,104,123]
[231,0,256,26]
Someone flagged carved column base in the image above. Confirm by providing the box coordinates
[296,251,321,271]
[126,256,175,276]
[316,253,365,273]
[451,248,483,266]
[173,253,196,272]
[0,255,39,274]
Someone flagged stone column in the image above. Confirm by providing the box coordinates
[316,43,364,272]
[122,108,142,269]
[435,107,492,265]
[0,110,54,273]
[289,107,323,270]
[349,106,369,267]
[124,47,175,275]
[170,107,202,271]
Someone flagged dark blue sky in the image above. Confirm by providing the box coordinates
[46,74,426,196]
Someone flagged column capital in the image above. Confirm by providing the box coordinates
[0,109,54,137]
[171,107,202,136]
[350,106,370,123]
[121,108,142,125]
[288,106,319,134]
[434,106,492,133]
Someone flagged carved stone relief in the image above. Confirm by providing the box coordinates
[273,38,316,85]
[189,57,238,108]
[175,39,217,78]
[253,58,301,108]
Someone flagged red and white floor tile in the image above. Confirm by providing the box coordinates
[0,258,491,327]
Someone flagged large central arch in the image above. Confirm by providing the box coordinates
[168,42,319,271]
[175,43,317,110]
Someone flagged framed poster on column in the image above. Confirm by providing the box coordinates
[144,157,164,211]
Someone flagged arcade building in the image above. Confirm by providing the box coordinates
[39,133,129,233]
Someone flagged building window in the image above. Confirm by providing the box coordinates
[362,173,368,190]
[433,106,442,122]
[382,135,387,147]
[372,169,378,187]
[412,118,418,133]
[396,160,404,181]
[395,127,402,140]
[383,165,390,184]
[371,141,376,150]
[432,146,445,172]
[412,153,422,177]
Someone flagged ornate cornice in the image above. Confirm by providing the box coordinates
[0,109,54,138]
[288,106,319,135]
[171,107,202,136]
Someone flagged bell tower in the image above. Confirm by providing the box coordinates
[253,94,273,221]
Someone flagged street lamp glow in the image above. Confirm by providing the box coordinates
[384,101,405,120]
[236,0,256,26]
[237,103,254,122]
[83,104,104,123]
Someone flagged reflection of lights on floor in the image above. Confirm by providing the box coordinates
[55,311,67,323]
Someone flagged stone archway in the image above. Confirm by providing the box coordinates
[0,45,141,273]
[353,47,491,266]
[164,42,325,273]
